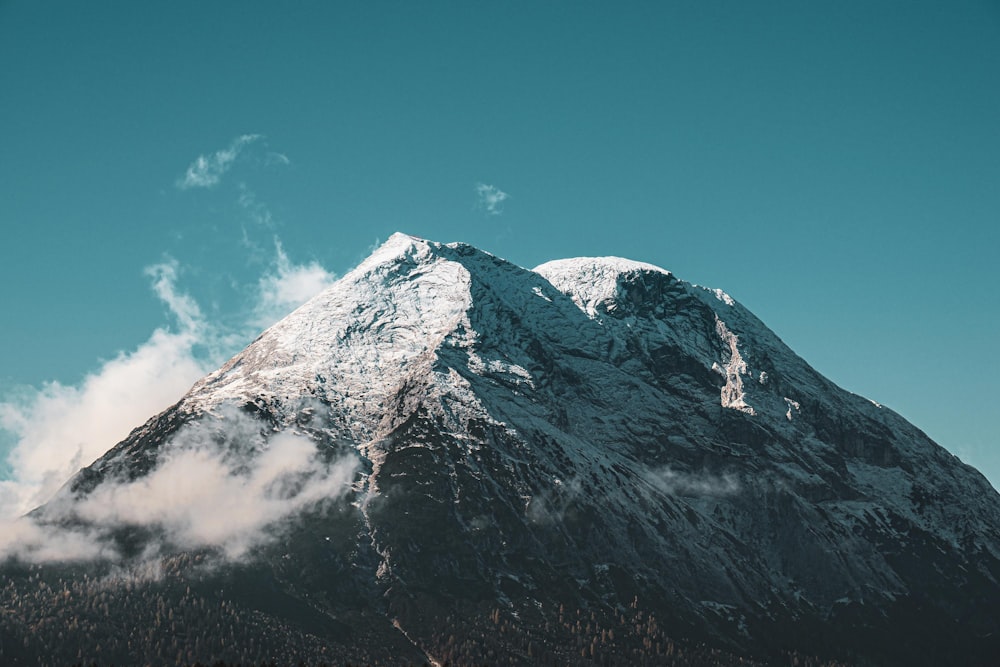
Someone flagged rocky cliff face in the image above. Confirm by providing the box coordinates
[4,233,1000,666]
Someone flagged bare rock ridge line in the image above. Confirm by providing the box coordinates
[4,231,1000,666]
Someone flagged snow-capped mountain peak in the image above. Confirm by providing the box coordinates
[533,256,672,318]
[185,233,477,439]
[32,233,1000,667]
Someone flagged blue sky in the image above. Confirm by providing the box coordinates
[1,1,998,508]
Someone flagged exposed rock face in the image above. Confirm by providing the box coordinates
[4,233,1000,666]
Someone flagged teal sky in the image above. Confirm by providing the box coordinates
[1,1,998,494]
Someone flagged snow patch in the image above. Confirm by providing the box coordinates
[531,286,552,302]
[712,288,735,306]
[534,256,670,318]
[467,352,535,389]
[784,397,801,421]
[714,316,755,415]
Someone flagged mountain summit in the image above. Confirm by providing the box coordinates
[4,233,1000,666]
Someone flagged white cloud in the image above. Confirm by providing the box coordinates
[645,467,741,497]
[475,182,510,215]
[526,477,583,525]
[237,183,276,229]
[177,134,262,190]
[74,408,358,561]
[0,143,347,564]
[0,263,214,519]
[0,516,111,564]
[0,241,339,529]
[144,259,203,332]
[253,239,337,328]
[0,408,358,564]
[266,151,291,166]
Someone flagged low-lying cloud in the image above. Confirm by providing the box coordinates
[646,466,741,497]
[1,408,358,565]
[526,477,583,525]
[0,264,212,519]
[0,516,111,564]
[0,245,337,523]
[0,137,344,566]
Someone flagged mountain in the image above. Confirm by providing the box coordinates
[3,233,999,666]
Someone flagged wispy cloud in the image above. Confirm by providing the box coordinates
[78,407,357,561]
[144,259,203,333]
[475,182,510,216]
[0,242,336,523]
[266,151,291,166]
[0,263,214,519]
[177,134,262,190]
[1,407,358,564]
[253,239,337,328]
[645,467,741,497]
[237,183,276,229]
[0,141,344,564]
[0,516,110,564]
[526,477,583,525]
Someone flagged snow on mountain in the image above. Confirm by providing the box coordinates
[128,231,1000,589]
[13,232,1000,666]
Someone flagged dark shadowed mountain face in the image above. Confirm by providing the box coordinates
[3,233,999,666]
